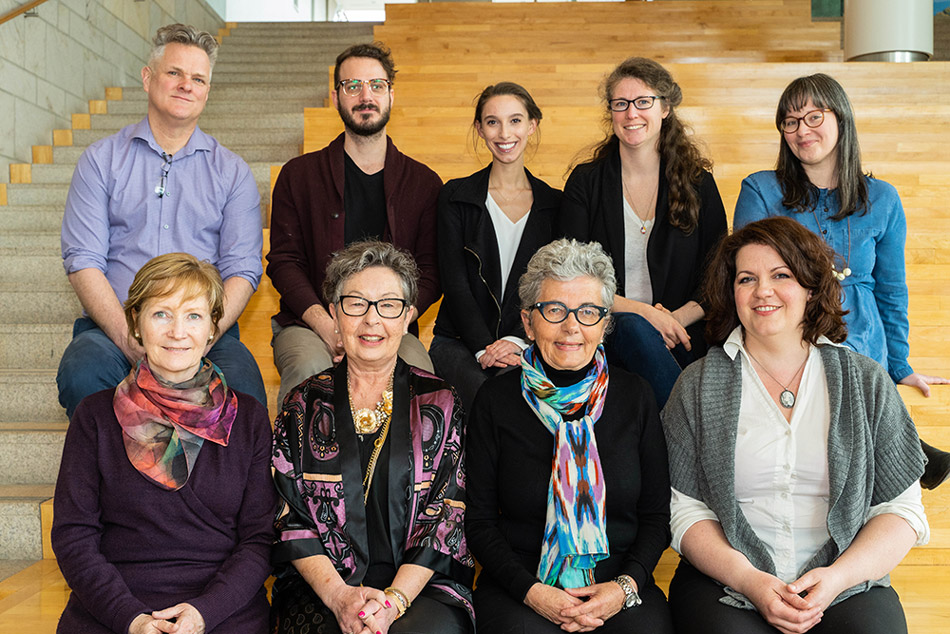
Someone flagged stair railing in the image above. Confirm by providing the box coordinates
[0,0,50,27]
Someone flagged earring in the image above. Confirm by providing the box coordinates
[208,334,214,343]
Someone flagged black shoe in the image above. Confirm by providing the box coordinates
[921,440,950,489]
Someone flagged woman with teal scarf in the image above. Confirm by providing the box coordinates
[466,239,673,633]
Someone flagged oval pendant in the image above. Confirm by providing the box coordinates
[779,389,795,409]
[640,226,647,235]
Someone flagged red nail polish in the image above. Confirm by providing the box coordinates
[385,600,391,608]
[358,611,365,618]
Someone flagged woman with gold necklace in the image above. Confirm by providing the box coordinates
[271,241,474,634]
[560,57,727,409]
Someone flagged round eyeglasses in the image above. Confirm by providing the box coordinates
[608,96,665,112]
[530,301,609,326]
[338,296,407,319]
[337,78,391,97]
[779,109,833,134]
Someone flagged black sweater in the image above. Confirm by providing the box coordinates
[465,363,671,600]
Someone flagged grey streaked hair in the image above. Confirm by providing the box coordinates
[323,240,419,307]
[149,23,219,73]
[519,239,616,310]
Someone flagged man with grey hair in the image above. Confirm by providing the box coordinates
[58,23,266,417]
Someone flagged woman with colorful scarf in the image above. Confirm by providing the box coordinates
[51,253,276,634]
[466,239,674,633]
[270,241,474,634]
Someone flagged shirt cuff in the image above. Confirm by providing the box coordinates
[868,481,929,546]
[670,487,719,553]
[500,336,529,350]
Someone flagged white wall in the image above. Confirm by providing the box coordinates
[225,0,322,22]
[0,0,224,184]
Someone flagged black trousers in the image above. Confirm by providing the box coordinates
[271,574,471,634]
[474,576,674,634]
[668,561,908,634]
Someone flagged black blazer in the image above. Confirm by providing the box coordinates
[558,149,727,357]
[434,165,560,353]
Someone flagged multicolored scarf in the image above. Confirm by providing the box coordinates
[113,358,238,490]
[520,344,610,589]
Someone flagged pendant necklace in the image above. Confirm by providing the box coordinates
[347,368,395,435]
[622,177,658,235]
[744,347,809,409]
[811,205,852,282]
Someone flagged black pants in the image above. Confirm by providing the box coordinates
[668,561,908,634]
[474,576,674,634]
[272,574,471,634]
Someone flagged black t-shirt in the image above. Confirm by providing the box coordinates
[343,153,387,244]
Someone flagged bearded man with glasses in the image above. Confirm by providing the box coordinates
[268,42,441,406]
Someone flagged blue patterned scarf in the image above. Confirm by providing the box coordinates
[520,344,610,588]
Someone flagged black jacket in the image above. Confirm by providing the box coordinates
[558,150,727,357]
[433,165,560,353]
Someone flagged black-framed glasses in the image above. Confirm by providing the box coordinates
[608,96,665,112]
[337,78,391,97]
[779,109,833,134]
[530,301,609,326]
[155,152,171,198]
[338,295,408,319]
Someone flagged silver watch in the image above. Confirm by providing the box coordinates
[613,574,641,609]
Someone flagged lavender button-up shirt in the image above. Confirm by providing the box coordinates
[61,117,263,303]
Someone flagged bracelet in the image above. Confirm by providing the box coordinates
[384,586,410,619]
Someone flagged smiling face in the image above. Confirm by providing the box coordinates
[475,94,537,165]
[330,266,415,371]
[332,57,393,137]
[521,276,607,371]
[782,98,839,180]
[610,77,668,152]
[136,287,212,384]
[734,243,811,346]
[142,43,211,128]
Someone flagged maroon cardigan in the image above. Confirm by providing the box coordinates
[267,134,442,328]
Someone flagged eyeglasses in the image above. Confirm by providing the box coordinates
[338,295,408,319]
[155,152,171,198]
[779,109,833,134]
[337,78,392,97]
[608,96,665,112]
[530,301,609,326]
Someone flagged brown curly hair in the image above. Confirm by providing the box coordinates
[703,217,848,346]
[576,57,712,234]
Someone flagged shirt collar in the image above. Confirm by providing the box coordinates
[723,325,838,360]
[131,117,213,158]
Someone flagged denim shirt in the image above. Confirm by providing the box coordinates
[734,170,912,382]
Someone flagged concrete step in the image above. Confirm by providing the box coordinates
[120,84,321,101]
[0,485,54,560]
[72,127,301,148]
[0,371,66,424]
[0,290,80,325]
[208,70,329,85]
[0,255,69,287]
[0,206,63,233]
[108,97,315,116]
[0,324,72,370]
[216,50,347,64]
[226,22,377,33]
[0,425,67,485]
[212,60,340,74]
[222,32,375,45]
[89,112,303,131]
[0,232,59,250]
[22,164,74,185]
[4,184,68,207]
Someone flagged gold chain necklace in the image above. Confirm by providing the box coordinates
[347,369,394,434]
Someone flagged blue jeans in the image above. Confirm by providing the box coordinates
[57,317,267,417]
[604,312,690,410]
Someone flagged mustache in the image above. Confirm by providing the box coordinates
[352,104,379,113]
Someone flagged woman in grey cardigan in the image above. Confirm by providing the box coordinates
[662,217,928,634]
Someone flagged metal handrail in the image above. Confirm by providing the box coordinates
[0,0,50,28]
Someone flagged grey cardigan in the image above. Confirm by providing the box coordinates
[662,343,924,608]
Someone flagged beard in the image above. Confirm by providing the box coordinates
[338,100,391,137]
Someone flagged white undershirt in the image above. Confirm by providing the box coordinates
[486,193,529,300]
[671,327,929,583]
[621,196,653,303]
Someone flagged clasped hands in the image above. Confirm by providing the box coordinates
[744,567,846,634]
[327,583,401,634]
[525,581,626,632]
[129,603,204,634]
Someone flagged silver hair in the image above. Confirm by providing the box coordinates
[323,240,419,307]
[519,239,616,310]
[148,24,219,74]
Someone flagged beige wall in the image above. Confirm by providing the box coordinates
[0,0,224,183]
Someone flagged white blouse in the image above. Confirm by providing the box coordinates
[486,193,529,300]
[671,328,929,583]
[621,196,653,304]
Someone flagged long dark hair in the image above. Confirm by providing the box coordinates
[775,73,869,220]
[703,217,848,347]
[576,57,712,234]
